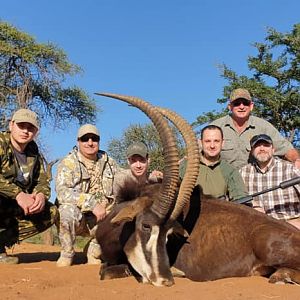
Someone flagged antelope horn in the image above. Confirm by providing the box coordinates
[156,108,200,220]
[95,93,179,219]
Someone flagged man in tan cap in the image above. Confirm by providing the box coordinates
[211,88,300,170]
[0,108,58,264]
[55,124,121,267]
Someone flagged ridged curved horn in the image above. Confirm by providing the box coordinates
[95,93,179,219]
[157,108,200,220]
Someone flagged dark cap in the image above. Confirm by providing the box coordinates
[250,134,273,148]
[126,142,148,158]
[230,88,252,102]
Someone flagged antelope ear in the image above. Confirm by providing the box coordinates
[111,197,153,224]
[111,206,136,224]
[168,220,189,238]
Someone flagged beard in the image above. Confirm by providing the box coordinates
[254,151,272,163]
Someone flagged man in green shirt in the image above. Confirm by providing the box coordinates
[211,88,300,170]
[180,125,247,201]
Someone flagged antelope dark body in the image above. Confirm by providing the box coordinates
[95,92,300,287]
[96,183,300,285]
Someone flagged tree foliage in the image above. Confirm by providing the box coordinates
[107,123,185,171]
[0,21,97,129]
[193,23,300,146]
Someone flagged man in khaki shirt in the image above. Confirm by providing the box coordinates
[211,88,300,170]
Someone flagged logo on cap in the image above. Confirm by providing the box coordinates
[250,134,273,148]
[126,142,148,158]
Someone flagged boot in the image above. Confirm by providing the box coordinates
[56,255,73,267]
[0,227,19,265]
[84,239,102,265]
[0,252,19,264]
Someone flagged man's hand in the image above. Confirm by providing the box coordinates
[253,206,265,214]
[16,192,35,215]
[29,192,46,214]
[149,170,163,182]
[92,203,106,221]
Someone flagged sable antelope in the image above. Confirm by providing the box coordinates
[95,93,300,287]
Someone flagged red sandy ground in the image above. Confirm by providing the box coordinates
[0,243,299,300]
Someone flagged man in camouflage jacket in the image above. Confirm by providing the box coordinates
[0,109,58,264]
[55,124,120,267]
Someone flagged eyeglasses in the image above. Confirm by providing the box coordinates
[231,99,252,107]
[79,135,100,143]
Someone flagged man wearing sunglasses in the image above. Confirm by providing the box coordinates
[0,109,58,264]
[211,88,300,170]
[55,124,121,267]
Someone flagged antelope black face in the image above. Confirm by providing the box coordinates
[116,206,174,286]
[96,93,200,287]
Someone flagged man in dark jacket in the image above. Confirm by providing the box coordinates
[0,109,58,264]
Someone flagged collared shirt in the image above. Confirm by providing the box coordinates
[197,159,227,199]
[240,157,300,220]
[179,156,247,201]
[211,115,293,170]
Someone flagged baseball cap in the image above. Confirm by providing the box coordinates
[77,124,100,139]
[230,88,252,102]
[12,108,39,129]
[126,142,148,158]
[250,134,273,148]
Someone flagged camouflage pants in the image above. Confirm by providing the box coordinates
[0,198,58,251]
[58,204,100,258]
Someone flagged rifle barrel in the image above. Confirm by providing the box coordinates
[234,176,300,205]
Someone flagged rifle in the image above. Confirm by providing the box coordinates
[234,176,300,205]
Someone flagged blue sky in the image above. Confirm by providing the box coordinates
[1,0,299,199]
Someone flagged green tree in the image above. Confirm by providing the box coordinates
[193,24,300,147]
[107,123,185,171]
[0,21,97,129]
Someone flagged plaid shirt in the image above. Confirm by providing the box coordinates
[240,157,300,220]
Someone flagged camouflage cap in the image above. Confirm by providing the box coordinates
[77,124,100,139]
[230,88,252,102]
[12,108,39,129]
[126,142,148,158]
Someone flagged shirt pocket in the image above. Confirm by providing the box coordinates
[222,139,234,152]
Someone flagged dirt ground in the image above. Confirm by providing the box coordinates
[0,243,299,300]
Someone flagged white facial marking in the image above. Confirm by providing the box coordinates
[125,224,167,286]
[125,234,152,283]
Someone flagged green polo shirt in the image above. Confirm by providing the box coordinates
[179,157,247,201]
[211,115,293,170]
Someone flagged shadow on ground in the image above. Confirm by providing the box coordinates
[16,251,87,264]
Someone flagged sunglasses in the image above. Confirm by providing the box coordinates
[231,99,252,107]
[79,135,100,143]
